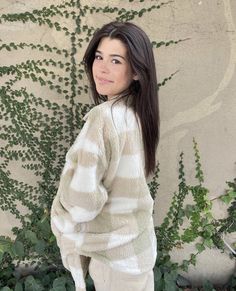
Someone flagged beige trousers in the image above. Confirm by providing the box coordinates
[88,258,154,291]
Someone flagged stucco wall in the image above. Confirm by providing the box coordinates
[0,0,235,286]
[154,0,236,285]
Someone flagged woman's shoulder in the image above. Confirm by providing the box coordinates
[83,99,138,137]
[83,99,125,121]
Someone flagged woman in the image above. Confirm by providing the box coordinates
[51,21,160,291]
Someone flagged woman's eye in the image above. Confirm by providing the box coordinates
[95,55,102,60]
[112,59,121,64]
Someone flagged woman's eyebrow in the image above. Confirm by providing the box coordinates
[96,50,126,60]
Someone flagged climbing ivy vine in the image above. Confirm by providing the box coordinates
[152,139,236,290]
[0,0,235,290]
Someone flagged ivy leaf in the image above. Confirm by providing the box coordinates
[24,275,44,291]
[12,240,25,258]
[52,277,67,291]
[38,77,46,86]
[138,10,143,17]
[156,279,165,291]
[164,270,178,291]
[0,287,13,291]
[190,254,197,266]
[153,266,162,282]
[196,243,205,253]
[181,260,189,272]
[24,230,38,244]
[164,270,178,282]
[202,280,216,291]
[34,240,46,255]
[229,191,236,198]
[0,236,13,254]
[177,209,185,219]
[221,195,232,204]
[38,218,51,238]
[184,205,194,219]
[14,282,23,291]
[176,274,191,288]
[204,238,214,248]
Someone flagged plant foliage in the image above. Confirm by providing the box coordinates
[0,1,235,290]
[153,139,236,290]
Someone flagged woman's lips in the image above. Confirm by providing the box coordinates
[96,76,113,84]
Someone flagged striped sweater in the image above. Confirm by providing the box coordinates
[50,98,157,291]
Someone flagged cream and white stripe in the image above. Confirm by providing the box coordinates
[51,99,157,291]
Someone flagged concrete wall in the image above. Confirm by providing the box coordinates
[0,0,235,286]
[154,0,236,285]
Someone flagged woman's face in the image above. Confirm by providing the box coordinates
[92,37,136,99]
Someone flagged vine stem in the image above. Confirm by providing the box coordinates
[222,233,236,256]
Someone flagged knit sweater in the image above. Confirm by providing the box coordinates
[50,98,157,291]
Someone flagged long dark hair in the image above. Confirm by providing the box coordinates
[83,21,160,177]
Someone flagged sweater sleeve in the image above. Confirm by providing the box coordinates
[56,107,108,223]
[50,107,109,288]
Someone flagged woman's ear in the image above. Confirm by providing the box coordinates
[133,74,139,80]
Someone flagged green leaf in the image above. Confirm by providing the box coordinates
[190,254,197,266]
[229,191,236,198]
[155,278,165,291]
[24,275,44,291]
[52,277,67,291]
[14,282,23,291]
[204,238,214,248]
[0,252,3,263]
[221,191,236,204]
[202,279,216,291]
[24,230,38,244]
[12,240,24,257]
[34,240,46,255]
[0,236,12,253]
[164,270,178,282]
[184,205,194,218]
[196,243,205,253]
[221,195,232,204]
[153,266,162,282]
[0,287,13,291]
[176,274,191,288]
[177,209,185,219]
[38,218,51,238]
[164,271,177,291]
[181,260,189,272]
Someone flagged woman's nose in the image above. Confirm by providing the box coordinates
[99,60,109,73]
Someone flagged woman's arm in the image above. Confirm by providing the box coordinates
[50,107,109,288]
[51,107,108,233]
